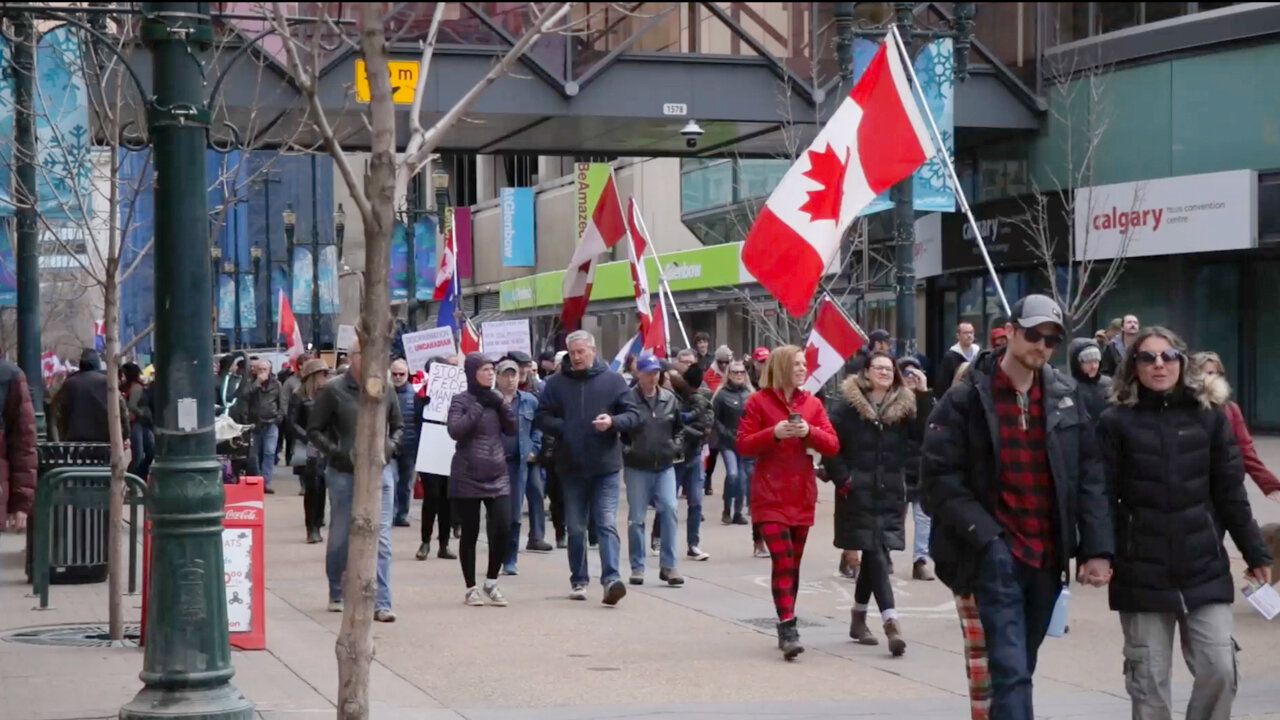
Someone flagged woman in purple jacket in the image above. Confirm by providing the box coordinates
[447,353,516,606]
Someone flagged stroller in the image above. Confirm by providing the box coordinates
[215,413,252,483]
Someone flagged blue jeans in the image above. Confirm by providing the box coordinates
[561,471,621,587]
[325,464,395,611]
[973,538,1062,720]
[741,457,754,510]
[505,456,528,569]
[911,502,931,562]
[394,449,415,522]
[624,466,677,572]
[721,448,744,515]
[677,457,703,548]
[252,424,279,487]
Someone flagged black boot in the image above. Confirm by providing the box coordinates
[776,618,804,661]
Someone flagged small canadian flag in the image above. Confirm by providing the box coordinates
[277,289,304,368]
[802,294,867,393]
[461,317,482,355]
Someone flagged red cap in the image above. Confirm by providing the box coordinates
[989,327,1008,344]
[752,347,771,362]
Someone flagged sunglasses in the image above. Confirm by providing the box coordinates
[1136,349,1181,365]
[1022,326,1063,348]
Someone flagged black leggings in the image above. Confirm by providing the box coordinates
[854,545,895,611]
[545,463,565,539]
[302,461,326,532]
[420,473,452,546]
[453,496,512,588]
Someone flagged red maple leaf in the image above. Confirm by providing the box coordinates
[804,341,820,380]
[797,143,850,223]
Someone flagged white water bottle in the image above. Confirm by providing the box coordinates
[1047,586,1070,637]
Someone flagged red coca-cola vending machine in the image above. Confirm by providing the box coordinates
[142,475,267,650]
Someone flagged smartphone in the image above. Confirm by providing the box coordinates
[788,412,802,423]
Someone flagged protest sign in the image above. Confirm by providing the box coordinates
[421,362,465,423]
[336,324,356,351]
[481,319,531,361]
[403,326,457,372]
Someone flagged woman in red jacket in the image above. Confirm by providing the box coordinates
[736,344,839,660]
[1193,352,1280,502]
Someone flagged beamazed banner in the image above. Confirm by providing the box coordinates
[35,26,91,222]
[291,246,313,315]
[500,187,535,267]
[318,244,339,314]
[238,275,256,330]
[413,215,437,300]
[575,163,612,245]
[389,220,409,301]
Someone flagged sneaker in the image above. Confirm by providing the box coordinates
[483,584,508,607]
[650,537,660,554]
[569,585,588,601]
[602,580,627,606]
[721,510,732,525]
[465,587,484,606]
[264,487,276,495]
[912,559,936,581]
[687,546,710,561]
[555,536,568,550]
[629,570,645,586]
[659,567,684,586]
[753,542,770,559]
[502,565,519,576]
[415,543,430,561]
[306,529,323,544]
[393,517,411,528]
[438,545,457,560]
[526,538,554,553]
[732,514,749,525]
[374,609,396,623]
[327,599,343,613]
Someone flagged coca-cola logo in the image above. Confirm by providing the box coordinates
[224,500,263,523]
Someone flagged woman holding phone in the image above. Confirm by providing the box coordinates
[736,345,839,660]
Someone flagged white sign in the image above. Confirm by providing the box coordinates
[662,103,688,116]
[421,363,465,423]
[336,324,356,352]
[481,319,531,361]
[402,327,457,374]
[414,422,456,475]
[1074,169,1257,261]
[222,528,253,633]
[913,213,942,279]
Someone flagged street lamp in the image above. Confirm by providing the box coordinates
[334,202,345,263]
[282,203,296,244]
[432,164,451,211]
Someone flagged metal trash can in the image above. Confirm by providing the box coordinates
[27,442,112,584]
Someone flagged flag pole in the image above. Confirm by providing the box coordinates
[632,207,691,349]
[889,26,1011,317]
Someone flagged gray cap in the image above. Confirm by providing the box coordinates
[1010,294,1065,331]
[496,359,520,375]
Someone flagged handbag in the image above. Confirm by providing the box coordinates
[289,442,309,467]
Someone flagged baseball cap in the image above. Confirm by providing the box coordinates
[1009,294,1065,332]
[635,353,662,373]
[869,329,891,345]
[506,350,533,365]
[496,359,520,375]
[752,347,770,362]
[714,345,733,362]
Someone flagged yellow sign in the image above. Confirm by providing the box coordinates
[354,59,419,104]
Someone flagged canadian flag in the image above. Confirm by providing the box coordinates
[433,217,456,302]
[641,302,665,358]
[624,198,653,335]
[742,35,934,316]
[277,289,304,368]
[802,294,867,393]
[461,317,481,355]
[40,350,58,381]
[560,172,629,331]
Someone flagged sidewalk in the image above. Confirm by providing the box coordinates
[4,439,1280,720]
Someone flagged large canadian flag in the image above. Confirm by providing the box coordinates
[743,36,934,316]
[624,198,652,336]
[560,172,629,331]
[802,294,867,393]
[277,289,304,367]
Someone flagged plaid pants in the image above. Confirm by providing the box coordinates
[956,593,992,720]
[757,522,809,622]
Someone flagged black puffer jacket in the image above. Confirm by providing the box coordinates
[921,349,1114,594]
[622,386,683,470]
[1099,382,1271,613]
[447,353,515,498]
[677,387,713,464]
[535,355,640,477]
[1068,338,1113,423]
[712,382,751,450]
[824,378,927,551]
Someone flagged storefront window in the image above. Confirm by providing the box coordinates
[1252,261,1280,428]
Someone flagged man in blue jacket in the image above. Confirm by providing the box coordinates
[497,358,543,575]
[535,330,641,605]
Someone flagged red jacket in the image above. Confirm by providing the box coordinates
[0,362,37,526]
[1224,400,1280,495]
[736,387,838,527]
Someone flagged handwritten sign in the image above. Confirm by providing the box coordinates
[481,319,531,361]
[403,327,456,374]
[223,528,253,632]
[336,324,356,351]
[421,363,465,423]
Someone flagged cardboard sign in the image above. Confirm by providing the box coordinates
[421,363,465,423]
[415,422,456,475]
[336,324,356,351]
[481,319,531,361]
[403,327,457,374]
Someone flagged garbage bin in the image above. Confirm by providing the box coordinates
[26,442,112,584]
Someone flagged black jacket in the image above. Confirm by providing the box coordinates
[622,386,683,471]
[1099,382,1271,613]
[1067,338,1113,423]
[535,356,641,477]
[676,388,713,463]
[307,371,404,473]
[921,349,1113,594]
[824,379,927,551]
[57,367,125,443]
[238,376,284,428]
[712,382,751,450]
[937,345,977,399]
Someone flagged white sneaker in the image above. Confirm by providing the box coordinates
[464,587,484,606]
[569,585,588,601]
[688,546,710,561]
[373,609,396,623]
[483,584,508,607]
[327,599,343,613]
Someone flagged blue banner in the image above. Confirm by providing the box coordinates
[413,215,437,300]
[292,246,313,315]
[238,275,256,330]
[500,187,535,267]
[217,275,236,330]
[0,39,11,216]
[389,221,409,301]
[35,26,91,221]
[0,223,15,306]
[318,244,339,314]
[271,265,289,324]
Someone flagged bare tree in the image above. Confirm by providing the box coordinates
[266,3,573,717]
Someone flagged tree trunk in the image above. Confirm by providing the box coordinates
[335,6,395,719]
[105,139,126,642]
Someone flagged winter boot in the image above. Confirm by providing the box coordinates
[849,609,879,645]
[776,617,804,660]
[884,619,906,657]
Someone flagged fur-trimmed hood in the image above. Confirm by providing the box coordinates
[1112,370,1229,411]
[840,375,918,425]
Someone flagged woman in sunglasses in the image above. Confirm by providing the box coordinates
[1099,327,1272,719]
[1191,351,1280,504]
